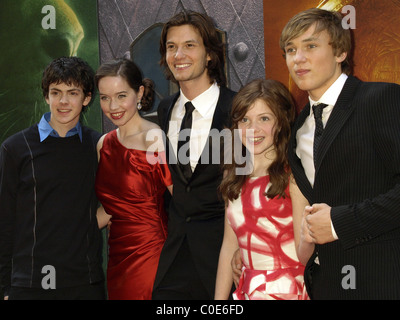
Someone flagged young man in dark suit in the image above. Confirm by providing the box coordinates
[152,10,236,300]
[281,8,400,299]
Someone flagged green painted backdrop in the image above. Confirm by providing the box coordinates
[0,0,102,145]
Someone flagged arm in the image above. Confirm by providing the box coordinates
[214,211,239,300]
[0,144,17,299]
[96,134,106,161]
[231,249,242,287]
[290,175,314,265]
[96,205,111,229]
[331,83,400,249]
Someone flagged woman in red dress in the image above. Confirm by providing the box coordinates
[95,59,172,300]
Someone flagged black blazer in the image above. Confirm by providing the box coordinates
[154,86,236,298]
[289,75,400,299]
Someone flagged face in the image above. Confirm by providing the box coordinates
[45,82,91,135]
[284,23,346,101]
[237,99,277,158]
[98,76,143,128]
[165,24,211,87]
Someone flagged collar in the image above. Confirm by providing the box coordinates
[38,112,82,142]
[308,73,348,114]
[179,82,220,118]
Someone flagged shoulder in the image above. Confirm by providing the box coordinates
[158,92,180,112]
[82,126,102,143]
[2,125,37,149]
[352,76,400,99]
[142,121,165,151]
[219,86,237,101]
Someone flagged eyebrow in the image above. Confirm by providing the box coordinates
[285,34,321,47]
[49,87,82,92]
[99,91,128,95]
[166,39,199,45]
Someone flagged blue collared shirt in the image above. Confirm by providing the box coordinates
[38,112,83,142]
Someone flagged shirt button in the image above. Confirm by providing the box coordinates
[186,186,191,192]
[186,217,191,223]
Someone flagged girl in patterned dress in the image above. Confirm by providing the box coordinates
[215,79,311,300]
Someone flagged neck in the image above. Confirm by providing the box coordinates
[251,148,276,177]
[49,119,78,138]
[117,113,144,139]
[179,78,213,101]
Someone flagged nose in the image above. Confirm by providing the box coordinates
[59,93,69,104]
[175,46,186,59]
[109,98,119,111]
[293,48,306,63]
[248,121,260,132]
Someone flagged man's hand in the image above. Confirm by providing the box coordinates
[230,248,242,287]
[305,203,336,244]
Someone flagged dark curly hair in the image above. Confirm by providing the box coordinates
[41,56,95,110]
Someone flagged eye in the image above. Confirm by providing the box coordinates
[166,44,176,51]
[240,117,248,123]
[285,47,296,55]
[118,94,127,99]
[100,96,109,101]
[261,116,269,121]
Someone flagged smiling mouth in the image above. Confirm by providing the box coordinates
[175,63,191,69]
[110,112,125,120]
[248,137,264,144]
[58,109,71,114]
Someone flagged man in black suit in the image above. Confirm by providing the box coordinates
[280,8,400,299]
[152,10,236,300]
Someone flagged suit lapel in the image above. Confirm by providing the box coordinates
[289,103,313,202]
[315,76,362,172]
[191,87,233,179]
[161,93,189,183]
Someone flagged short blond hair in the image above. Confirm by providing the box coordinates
[279,8,352,74]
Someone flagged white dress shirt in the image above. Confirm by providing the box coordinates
[296,73,348,186]
[295,73,348,240]
[168,82,220,172]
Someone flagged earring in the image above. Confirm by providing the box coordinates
[137,101,142,110]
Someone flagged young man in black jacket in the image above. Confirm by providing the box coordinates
[0,57,105,300]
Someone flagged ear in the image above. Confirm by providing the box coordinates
[138,85,144,101]
[336,51,347,63]
[83,93,92,106]
[206,50,212,63]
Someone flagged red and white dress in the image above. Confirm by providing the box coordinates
[227,176,308,300]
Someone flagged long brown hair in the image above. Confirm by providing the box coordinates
[219,79,296,203]
[159,10,226,87]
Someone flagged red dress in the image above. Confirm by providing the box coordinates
[95,130,172,300]
[227,176,308,300]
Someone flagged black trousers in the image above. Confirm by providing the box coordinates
[8,281,106,300]
[152,238,210,300]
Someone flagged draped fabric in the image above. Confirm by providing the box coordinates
[96,130,172,300]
